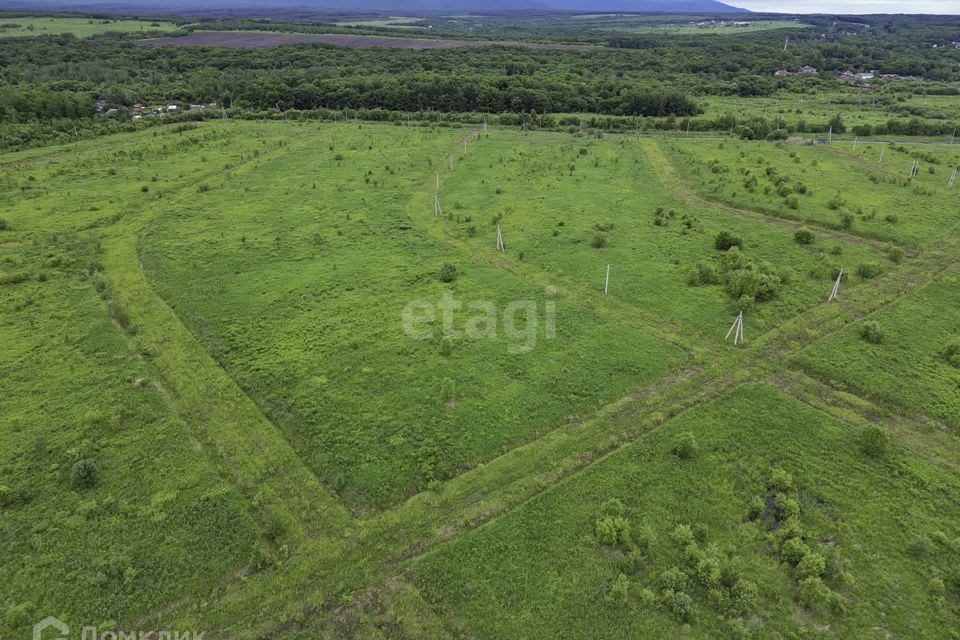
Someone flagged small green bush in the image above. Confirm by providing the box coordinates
[942,340,960,368]
[0,484,32,509]
[591,233,608,249]
[0,218,9,231]
[796,552,826,579]
[70,458,99,489]
[794,227,815,245]
[859,320,883,344]
[781,537,809,564]
[438,263,458,283]
[610,573,630,605]
[671,432,698,459]
[857,262,883,280]
[886,245,905,264]
[671,524,695,547]
[715,231,743,251]
[797,576,836,611]
[660,588,694,622]
[596,515,632,547]
[859,425,890,458]
[769,467,793,492]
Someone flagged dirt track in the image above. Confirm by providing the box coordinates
[138,31,591,50]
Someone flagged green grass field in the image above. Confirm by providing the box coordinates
[140,124,687,512]
[414,383,960,639]
[415,131,885,342]
[796,267,960,431]
[663,137,960,247]
[0,16,177,38]
[3,118,959,638]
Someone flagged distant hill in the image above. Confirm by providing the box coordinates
[0,0,750,15]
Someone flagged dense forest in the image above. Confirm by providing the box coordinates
[0,11,958,148]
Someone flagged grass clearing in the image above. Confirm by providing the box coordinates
[140,123,687,512]
[0,205,257,638]
[796,267,960,432]
[0,16,177,38]
[413,383,960,639]
[663,137,960,247]
[414,131,885,343]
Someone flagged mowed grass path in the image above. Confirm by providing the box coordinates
[0,126,268,636]
[414,131,884,343]
[142,123,687,512]
[796,267,960,432]
[414,383,960,639]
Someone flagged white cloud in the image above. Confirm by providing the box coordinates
[730,0,959,13]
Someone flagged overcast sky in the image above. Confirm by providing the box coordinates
[731,0,958,13]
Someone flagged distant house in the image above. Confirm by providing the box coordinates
[189,104,204,111]
[167,104,178,111]
[132,103,144,112]
[953,42,960,49]
[855,72,875,80]
[798,66,818,74]
[105,108,118,115]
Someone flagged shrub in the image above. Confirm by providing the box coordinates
[859,425,890,458]
[695,557,722,587]
[715,231,743,251]
[794,227,815,245]
[70,458,99,489]
[688,262,719,286]
[0,484,32,509]
[637,587,657,607]
[438,263,458,283]
[620,549,647,574]
[785,195,800,209]
[591,233,608,249]
[671,432,697,459]
[781,537,809,564]
[661,589,694,622]
[795,552,826,579]
[769,467,793,492]
[839,211,855,229]
[610,573,630,605]
[774,493,800,520]
[856,262,882,280]
[671,524,695,547]
[596,515,632,547]
[859,320,883,344]
[886,245,905,264]
[0,218,9,230]
[747,495,765,521]
[942,340,960,368]
[797,576,835,610]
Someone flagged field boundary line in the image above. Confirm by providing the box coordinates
[91,125,353,546]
